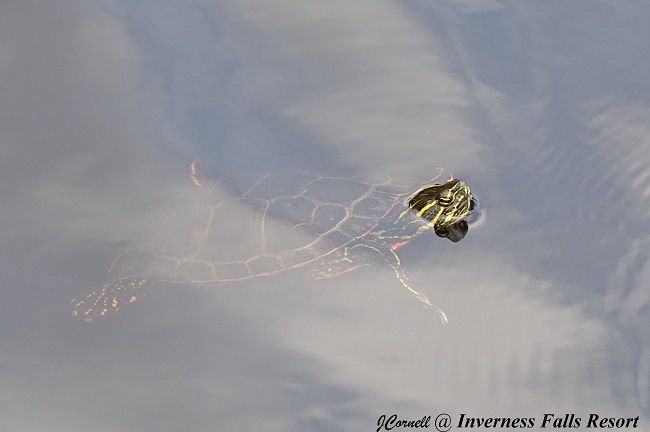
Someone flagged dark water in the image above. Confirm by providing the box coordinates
[3,1,650,430]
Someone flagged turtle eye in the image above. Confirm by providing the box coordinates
[438,195,454,206]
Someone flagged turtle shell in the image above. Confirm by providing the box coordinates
[72,169,475,321]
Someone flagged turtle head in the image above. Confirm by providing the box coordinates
[408,178,475,241]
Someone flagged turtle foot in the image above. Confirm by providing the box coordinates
[71,277,149,322]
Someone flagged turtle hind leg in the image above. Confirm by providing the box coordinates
[71,276,150,322]
[386,248,449,325]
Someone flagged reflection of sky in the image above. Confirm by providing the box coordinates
[3,0,650,430]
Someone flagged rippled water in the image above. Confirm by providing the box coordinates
[3,1,650,430]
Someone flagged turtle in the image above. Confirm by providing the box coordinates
[71,168,478,324]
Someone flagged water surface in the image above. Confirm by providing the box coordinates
[3,1,650,430]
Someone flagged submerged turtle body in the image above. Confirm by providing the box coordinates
[72,169,477,322]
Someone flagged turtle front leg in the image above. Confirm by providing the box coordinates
[384,248,449,325]
[316,243,449,324]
